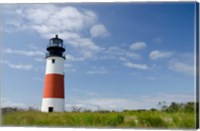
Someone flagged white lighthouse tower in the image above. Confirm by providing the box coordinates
[41,34,65,112]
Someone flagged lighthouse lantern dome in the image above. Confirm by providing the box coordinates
[49,34,64,48]
[46,34,65,59]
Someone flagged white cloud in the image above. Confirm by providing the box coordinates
[103,46,141,60]
[152,93,194,104]
[2,91,194,111]
[9,63,33,70]
[2,92,194,111]
[149,50,173,60]
[130,42,146,50]
[124,62,148,70]
[4,48,44,57]
[105,46,125,57]
[86,70,108,74]
[90,24,109,37]
[85,66,109,74]
[27,43,40,50]
[72,88,99,97]
[34,58,44,62]
[126,52,141,59]
[169,61,194,76]
[168,53,194,76]
[1,97,28,109]
[19,5,97,35]
[63,63,77,73]
[4,5,108,61]
[65,93,194,111]
[2,61,33,70]
[65,54,84,61]
[85,98,137,111]
[100,46,145,70]
[65,97,140,111]
[69,37,104,59]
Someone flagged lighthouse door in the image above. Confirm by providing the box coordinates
[48,107,54,112]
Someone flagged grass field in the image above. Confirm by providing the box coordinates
[1,110,196,128]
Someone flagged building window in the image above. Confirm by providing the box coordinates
[52,59,55,63]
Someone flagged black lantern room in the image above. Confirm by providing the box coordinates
[46,34,65,59]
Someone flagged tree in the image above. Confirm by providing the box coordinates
[166,102,179,112]
[184,102,194,112]
[160,101,195,113]
[150,108,157,112]
[158,101,167,111]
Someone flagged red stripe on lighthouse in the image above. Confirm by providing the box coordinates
[43,74,64,98]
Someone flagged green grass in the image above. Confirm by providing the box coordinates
[1,110,196,128]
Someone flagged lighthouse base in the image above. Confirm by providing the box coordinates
[41,98,65,112]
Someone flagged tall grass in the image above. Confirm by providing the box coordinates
[1,110,195,128]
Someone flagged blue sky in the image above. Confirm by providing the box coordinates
[1,3,197,111]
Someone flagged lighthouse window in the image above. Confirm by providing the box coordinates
[52,59,55,63]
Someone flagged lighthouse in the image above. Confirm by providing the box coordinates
[41,35,65,112]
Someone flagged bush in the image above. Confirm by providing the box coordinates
[150,108,157,112]
[1,104,196,128]
[137,112,167,128]
[160,101,195,113]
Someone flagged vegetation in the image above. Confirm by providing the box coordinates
[1,102,197,128]
[158,101,195,113]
